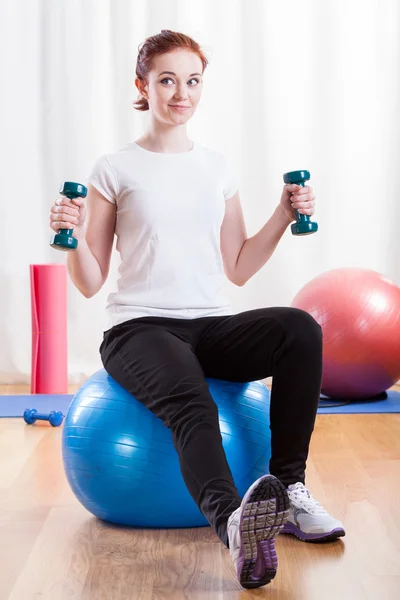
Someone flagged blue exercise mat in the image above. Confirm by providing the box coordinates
[0,390,399,417]
[317,389,400,414]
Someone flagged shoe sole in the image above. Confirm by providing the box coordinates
[237,475,290,589]
[281,522,346,542]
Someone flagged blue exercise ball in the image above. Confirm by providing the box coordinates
[62,368,271,528]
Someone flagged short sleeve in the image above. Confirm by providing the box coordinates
[86,155,118,204]
[222,154,239,200]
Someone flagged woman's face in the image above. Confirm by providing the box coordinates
[137,49,203,124]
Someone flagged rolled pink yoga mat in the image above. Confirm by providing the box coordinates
[30,264,68,394]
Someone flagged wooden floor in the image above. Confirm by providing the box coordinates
[1,385,400,599]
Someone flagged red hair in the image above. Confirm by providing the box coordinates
[133,30,209,112]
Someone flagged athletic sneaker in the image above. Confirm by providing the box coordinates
[227,475,290,589]
[281,482,345,542]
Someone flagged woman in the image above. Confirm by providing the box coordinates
[50,29,345,590]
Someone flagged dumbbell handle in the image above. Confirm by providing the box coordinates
[23,408,64,427]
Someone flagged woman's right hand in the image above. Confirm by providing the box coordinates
[49,195,87,238]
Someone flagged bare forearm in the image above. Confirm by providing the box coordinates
[235,204,291,285]
[66,233,103,298]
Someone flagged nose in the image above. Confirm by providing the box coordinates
[174,83,188,101]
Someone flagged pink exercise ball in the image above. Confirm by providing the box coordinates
[291,268,400,398]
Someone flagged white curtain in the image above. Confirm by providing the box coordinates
[1,0,399,384]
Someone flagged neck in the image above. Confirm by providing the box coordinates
[138,119,192,153]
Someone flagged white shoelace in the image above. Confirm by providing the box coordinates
[287,482,329,516]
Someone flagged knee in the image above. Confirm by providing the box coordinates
[167,389,220,431]
[279,307,322,351]
[293,308,322,349]
[170,397,222,447]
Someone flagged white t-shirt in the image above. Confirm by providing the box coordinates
[86,140,239,328]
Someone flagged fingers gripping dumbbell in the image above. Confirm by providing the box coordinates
[23,408,64,427]
[50,182,87,251]
[283,170,318,235]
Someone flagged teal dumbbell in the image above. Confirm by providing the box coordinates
[50,182,87,251]
[283,170,318,235]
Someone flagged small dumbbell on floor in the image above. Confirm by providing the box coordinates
[23,408,64,427]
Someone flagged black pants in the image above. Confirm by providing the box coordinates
[99,307,323,547]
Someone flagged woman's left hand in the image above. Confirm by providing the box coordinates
[280,183,316,223]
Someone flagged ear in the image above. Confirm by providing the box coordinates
[135,78,147,97]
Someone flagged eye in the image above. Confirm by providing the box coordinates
[160,77,200,86]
